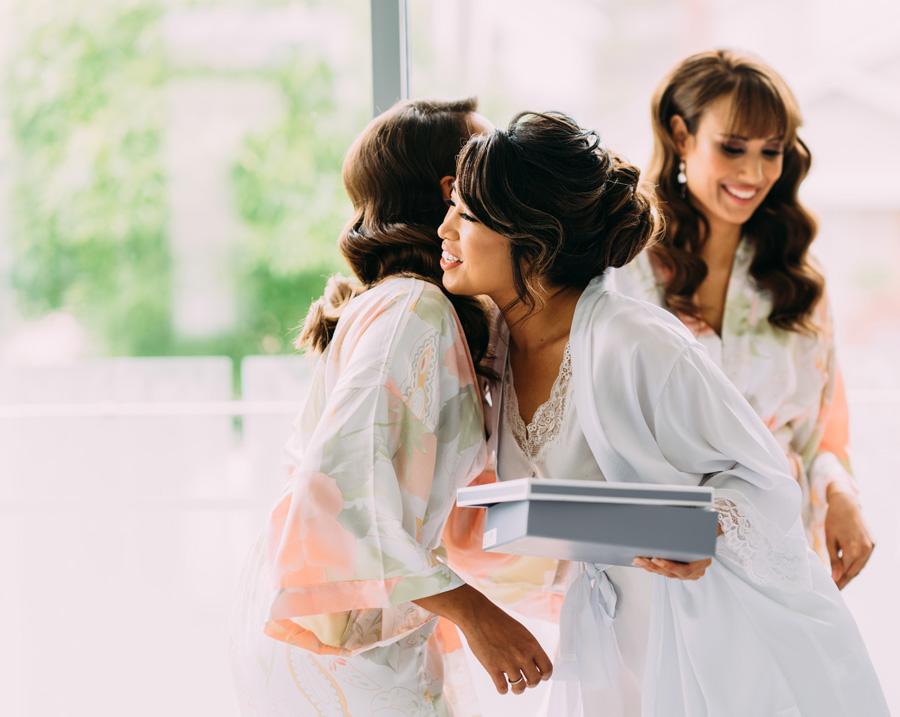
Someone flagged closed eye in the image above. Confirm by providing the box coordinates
[721,143,783,159]
[447,194,479,223]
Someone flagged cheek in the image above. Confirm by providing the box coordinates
[464,232,506,275]
[702,151,733,185]
[765,160,784,187]
[688,148,725,191]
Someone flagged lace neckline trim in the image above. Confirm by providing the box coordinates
[503,343,573,461]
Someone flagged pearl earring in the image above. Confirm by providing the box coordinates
[677,159,687,197]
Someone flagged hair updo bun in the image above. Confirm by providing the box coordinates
[455,111,660,310]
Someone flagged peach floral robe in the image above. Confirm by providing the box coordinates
[231,277,487,717]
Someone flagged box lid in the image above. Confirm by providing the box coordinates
[457,477,714,509]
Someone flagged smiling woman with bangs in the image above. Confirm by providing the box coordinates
[612,49,874,589]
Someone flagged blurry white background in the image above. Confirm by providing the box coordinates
[1,1,898,715]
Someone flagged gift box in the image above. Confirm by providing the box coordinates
[456,478,719,566]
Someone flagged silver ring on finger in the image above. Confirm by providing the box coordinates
[507,675,525,686]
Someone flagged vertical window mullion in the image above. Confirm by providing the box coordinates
[370,0,409,116]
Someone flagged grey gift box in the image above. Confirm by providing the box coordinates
[456,478,719,566]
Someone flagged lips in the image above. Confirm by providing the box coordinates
[440,248,463,272]
[722,183,760,201]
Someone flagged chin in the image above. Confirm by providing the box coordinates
[441,273,463,295]
[732,210,756,225]
[716,205,755,226]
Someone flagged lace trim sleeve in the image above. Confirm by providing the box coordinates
[714,490,812,593]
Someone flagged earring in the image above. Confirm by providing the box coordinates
[676,159,687,198]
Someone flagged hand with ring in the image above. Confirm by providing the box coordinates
[413,584,552,695]
[506,673,526,689]
[464,602,551,695]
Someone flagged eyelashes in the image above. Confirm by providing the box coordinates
[445,197,479,223]
[720,144,784,158]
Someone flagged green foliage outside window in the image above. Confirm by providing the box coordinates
[5,0,362,363]
[8,1,172,356]
[229,57,356,357]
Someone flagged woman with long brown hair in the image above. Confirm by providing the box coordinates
[230,98,552,716]
[612,49,874,587]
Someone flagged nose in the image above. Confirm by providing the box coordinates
[738,154,765,185]
[437,210,455,242]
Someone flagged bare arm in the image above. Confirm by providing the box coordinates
[414,584,552,695]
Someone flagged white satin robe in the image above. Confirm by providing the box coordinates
[479,277,888,717]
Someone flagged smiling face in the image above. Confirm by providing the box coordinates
[437,183,517,304]
[675,95,785,230]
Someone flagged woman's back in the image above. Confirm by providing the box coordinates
[232,276,488,716]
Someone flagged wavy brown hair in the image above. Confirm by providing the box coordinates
[297,98,492,374]
[455,111,659,313]
[649,49,822,332]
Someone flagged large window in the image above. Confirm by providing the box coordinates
[1,0,371,363]
[0,1,369,715]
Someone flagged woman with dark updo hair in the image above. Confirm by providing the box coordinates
[440,111,886,716]
[231,99,553,716]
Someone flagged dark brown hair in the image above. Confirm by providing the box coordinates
[649,49,823,332]
[455,111,659,312]
[298,97,492,374]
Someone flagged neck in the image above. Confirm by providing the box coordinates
[494,284,582,353]
[700,213,742,270]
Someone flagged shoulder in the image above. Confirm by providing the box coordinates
[357,278,467,364]
[578,285,698,354]
[405,278,458,331]
[341,277,454,330]
[784,252,833,338]
[329,277,455,369]
[571,287,715,432]
[350,275,440,308]
[572,286,702,408]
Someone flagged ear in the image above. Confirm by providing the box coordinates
[669,114,690,156]
[439,175,454,203]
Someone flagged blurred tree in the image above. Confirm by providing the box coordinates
[5,0,361,362]
[230,55,355,356]
[8,0,172,355]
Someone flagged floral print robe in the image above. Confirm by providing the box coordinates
[231,277,487,717]
[610,241,859,561]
